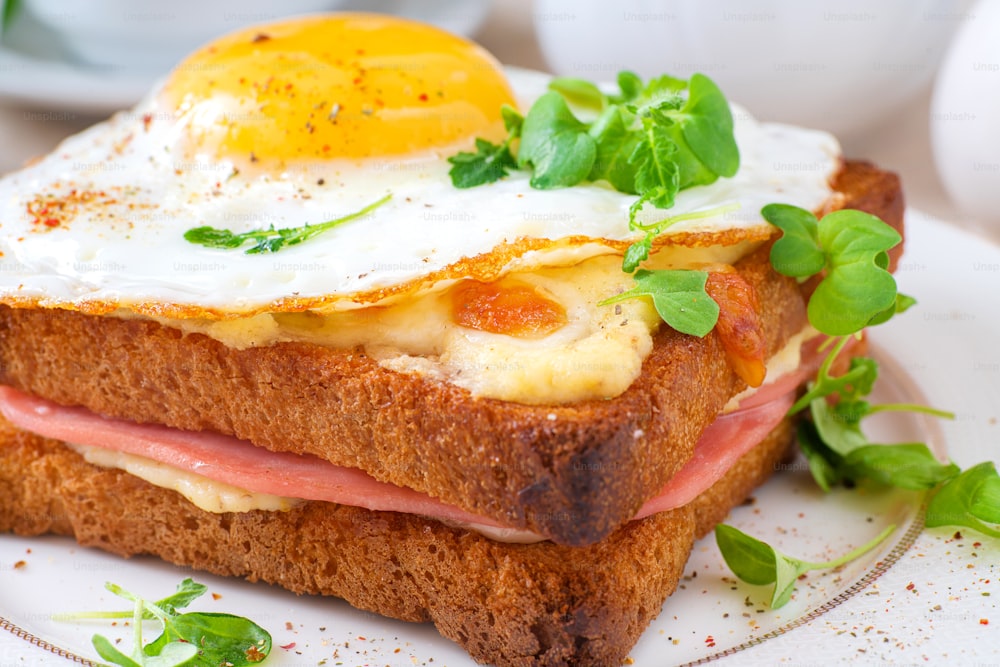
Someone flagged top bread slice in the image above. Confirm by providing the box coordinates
[0,160,903,547]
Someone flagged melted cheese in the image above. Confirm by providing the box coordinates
[66,442,545,543]
[127,242,759,405]
[68,443,300,513]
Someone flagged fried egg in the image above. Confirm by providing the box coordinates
[0,13,840,320]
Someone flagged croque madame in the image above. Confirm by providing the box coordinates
[0,13,903,667]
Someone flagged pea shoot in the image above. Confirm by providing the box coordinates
[54,578,272,666]
[714,203,1000,610]
[447,70,739,226]
[183,194,391,255]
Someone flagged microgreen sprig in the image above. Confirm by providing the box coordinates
[926,462,1000,538]
[447,106,522,188]
[716,523,897,609]
[598,269,719,337]
[714,202,1000,609]
[762,204,903,336]
[55,578,271,667]
[184,194,391,255]
[447,70,739,227]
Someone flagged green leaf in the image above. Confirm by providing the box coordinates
[588,106,642,193]
[153,579,207,617]
[184,194,391,255]
[517,91,597,189]
[811,209,901,335]
[677,73,740,179]
[500,104,524,136]
[714,524,817,609]
[612,70,644,103]
[971,469,1000,523]
[630,120,680,207]
[926,462,1000,538]
[716,523,897,609]
[547,77,607,110]
[789,346,881,416]
[714,524,781,587]
[598,269,719,336]
[762,203,825,278]
[762,205,902,335]
[447,138,517,188]
[92,634,144,667]
[622,235,652,273]
[144,642,200,667]
[796,420,843,492]
[146,613,272,667]
[808,394,870,456]
[867,291,918,327]
[841,443,960,491]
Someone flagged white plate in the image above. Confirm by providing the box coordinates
[1,209,999,666]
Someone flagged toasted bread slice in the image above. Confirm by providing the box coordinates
[0,409,795,667]
[0,160,902,547]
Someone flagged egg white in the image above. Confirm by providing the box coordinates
[0,68,840,317]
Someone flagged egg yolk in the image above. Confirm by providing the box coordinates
[162,13,517,165]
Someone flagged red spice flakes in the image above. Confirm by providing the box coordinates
[26,189,117,231]
[418,93,429,102]
[211,592,222,600]
[13,560,26,570]
[906,582,915,591]
[981,619,990,626]
[252,33,271,43]
[142,113,153,131]
[704,635,716,648]
[279,642,296,650]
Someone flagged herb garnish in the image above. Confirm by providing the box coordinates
[763,203,903,335]
[716,523,897,609]
[55,578,271,666]
[713,203,1000,609]
[598,269,719,337]
[184,193,391,254]
[447,71,739,227]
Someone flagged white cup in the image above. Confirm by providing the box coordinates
[534,0,971,137]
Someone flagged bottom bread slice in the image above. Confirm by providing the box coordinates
[0,414,794,667]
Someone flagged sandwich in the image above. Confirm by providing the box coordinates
[0,13,905,666]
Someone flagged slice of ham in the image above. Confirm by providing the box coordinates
[0,384,509,530]
[0,339,823,540]
[634,391,793,520]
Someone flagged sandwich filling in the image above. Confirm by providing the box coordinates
[0,330,823,543]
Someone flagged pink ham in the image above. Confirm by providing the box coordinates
[0,384,507,530]
[634,391,794,519]
[0,361,807,536]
